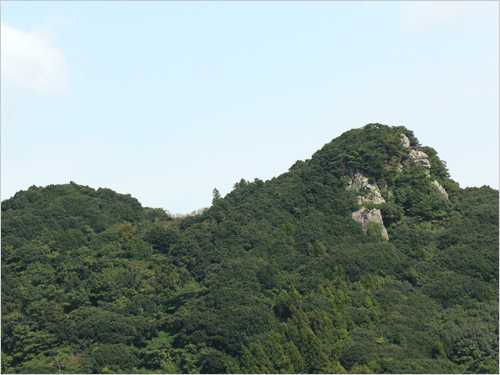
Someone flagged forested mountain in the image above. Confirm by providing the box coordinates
[2,124,498,374]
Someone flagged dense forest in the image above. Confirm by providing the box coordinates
[1,124,498,374]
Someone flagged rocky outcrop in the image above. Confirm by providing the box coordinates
[407,149,431,170]
[400,134,431,170]
[347,172,389,240]
[400,134,448,199]
[352,207,389,240]
[347,172,386,205]
[345,134,451,240]
[432,180,449,199]
[400,134,410,148]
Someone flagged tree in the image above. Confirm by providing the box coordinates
[212,188,221,205]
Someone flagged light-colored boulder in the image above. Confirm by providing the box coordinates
[347,172,386,204]
[401,134,410,148]
[347,172,389,240]
[408,149,431,169]
[347,171,369,191]
[432,180,449,199]
[357,194,385,205]
[400,135,431,174]
[400,134,431,173]
[352,207,389,240]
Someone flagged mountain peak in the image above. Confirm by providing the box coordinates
[298,124,457,238]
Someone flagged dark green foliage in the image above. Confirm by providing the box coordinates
[393,163,449,220]
[143,224,179,254]
[90,343,138,373]
[309,123,415,185]
[2,125,498,374]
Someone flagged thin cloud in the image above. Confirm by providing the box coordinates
[399,1,495,31]
[1,22,70,95]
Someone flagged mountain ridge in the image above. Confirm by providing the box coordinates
[1,124,498,374]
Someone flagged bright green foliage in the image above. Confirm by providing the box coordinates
[2,125,498,374]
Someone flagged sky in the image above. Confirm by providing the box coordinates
[1,1,499,214]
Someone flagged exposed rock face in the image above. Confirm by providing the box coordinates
[400,134,410,148]
[398,134,410,172]
[408,149,431,170]
[347,172,389,240]
[347,172,386,205]
[399,134,449,198]
[345,134,450,240]
[352,207,389,240]
[432,180,449,199]
[401,133,431,169]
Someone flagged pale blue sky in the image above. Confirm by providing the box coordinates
[2,1,498,214]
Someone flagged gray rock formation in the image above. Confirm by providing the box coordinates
[400,134,410,148]
[347,172,386,205]
[347,172,389,240]
[432,180,449,199]
[408,149,431,170]
[345,135,449,240]
[352,207,389,240]
[401,133,431,170]
[400,133,448,197]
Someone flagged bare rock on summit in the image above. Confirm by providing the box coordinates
[400,133,448,198]
[400,134,411,148]
[407,149,431,170]
[400,133,431,172]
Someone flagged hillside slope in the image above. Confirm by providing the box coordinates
[2,124,498,374]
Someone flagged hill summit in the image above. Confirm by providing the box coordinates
[309,124,452,239]
[2,124,498,374]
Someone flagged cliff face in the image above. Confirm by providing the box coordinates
[432,180,449,199]
[347,172,386,205]
[351,206,389,240]
[400,134,449,199]
[347,172,389,240]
